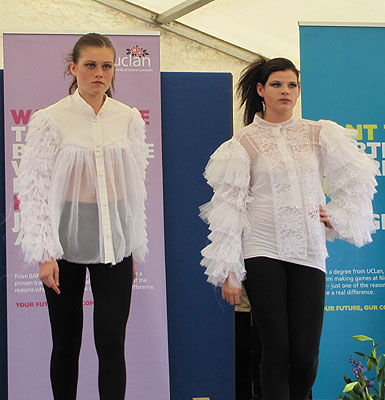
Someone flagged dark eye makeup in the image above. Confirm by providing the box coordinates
[269,81,298,88]
[83,62,113,69]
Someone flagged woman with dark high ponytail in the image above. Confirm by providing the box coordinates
[237,57,299,125]
[18,33,148,400]
[200,57,377,399]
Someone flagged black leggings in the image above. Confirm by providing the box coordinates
[243,257,325,400]
[44,257,133,400]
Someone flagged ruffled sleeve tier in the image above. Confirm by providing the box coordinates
[127,109,149,264]
[18,110,63,264]
[320,120,378,246]
[199,139,251,287]
[200,116,378,287]
[19,91,149,266]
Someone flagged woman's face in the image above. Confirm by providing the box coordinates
[70,45,115,101]
[257,69,300,118]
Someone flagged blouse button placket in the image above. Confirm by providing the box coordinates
[273,125,302,209]
[93,115,115,264]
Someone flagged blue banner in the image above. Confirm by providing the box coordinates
[300,24,385,399]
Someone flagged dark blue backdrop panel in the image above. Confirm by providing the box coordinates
[0,70,7,400]
[161,72,234,400]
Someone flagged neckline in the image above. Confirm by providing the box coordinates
[73,88,109,115]
[253,112,296,127]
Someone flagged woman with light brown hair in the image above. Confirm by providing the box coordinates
[19,33,148,400]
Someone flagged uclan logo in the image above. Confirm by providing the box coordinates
[115,54,151,67]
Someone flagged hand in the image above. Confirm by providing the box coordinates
[319,205,333,229]
[222,276,242,306]
[39,259,60,294]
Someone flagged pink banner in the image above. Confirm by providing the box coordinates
[3,33,169,399]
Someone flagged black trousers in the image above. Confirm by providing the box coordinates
[235,311,262,400]
[44,256,133,400]
[243,257,325,400]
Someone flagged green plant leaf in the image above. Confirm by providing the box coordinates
[378,354,383,365]
[365,387,374,400]
[371,348,378,360]
[355,352,367,357]
[348,394,363,400]
[353,383,363,395]
[354,335,374,342]
[368,356,376,370]
[342,394,361,400]
[358,370,367,386]
[343,381,360,392]
[378,363,385,381]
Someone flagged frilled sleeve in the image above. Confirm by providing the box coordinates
[128,108,149,264]
[18,109,62,264]
[320,120,378,246]
[199,138,251,287]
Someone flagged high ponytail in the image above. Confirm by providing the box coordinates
[237,57,268,126]
[237,57,299,125]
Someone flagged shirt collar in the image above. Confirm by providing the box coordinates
[72,88,109,115]
[253,112,296,127]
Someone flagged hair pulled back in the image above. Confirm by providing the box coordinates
[237,57,299,125]
[66,33,116,97]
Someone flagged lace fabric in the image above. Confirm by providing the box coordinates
[200,114,378,287]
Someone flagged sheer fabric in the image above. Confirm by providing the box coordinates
[200,113,378,287]
[19,90,148,265]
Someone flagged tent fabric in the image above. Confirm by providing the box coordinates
[128,0,385,67]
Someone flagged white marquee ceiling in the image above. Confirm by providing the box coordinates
[125,0,385,67]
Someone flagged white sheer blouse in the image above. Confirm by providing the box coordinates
[200,113,378,287]
[19,89,148,266]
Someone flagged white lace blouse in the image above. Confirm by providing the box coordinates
[19,89,148,266]
[200,113,378,287]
